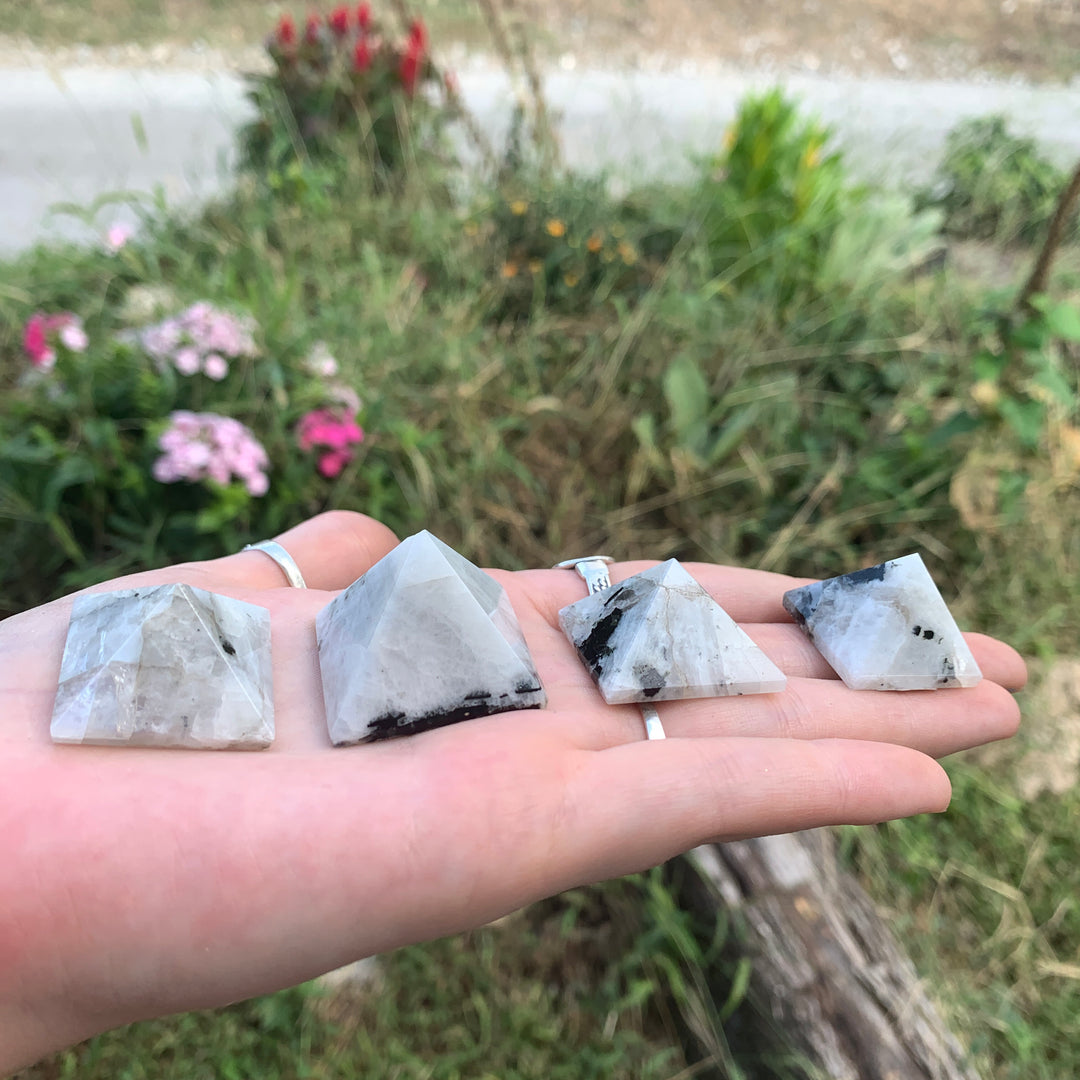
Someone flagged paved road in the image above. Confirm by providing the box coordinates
[3,60,1080,255]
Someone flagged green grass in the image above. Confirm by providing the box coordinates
[4,88,1080,1077]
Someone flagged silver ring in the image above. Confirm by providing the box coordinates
[243,540,308,588]
[555,555,666,741]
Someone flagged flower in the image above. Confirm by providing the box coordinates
[203,354,228,381]
[138,302,256,378]
[509,200,528,216]
[400,37,423,95]
[302,341,339,378]
[528,258,543,274]
[617,240,638,265]
[23,315,55,370]
[328,5,350,37]
[586,233,603,253]
[277,13,297,47]
[296,407,364,478]
[408,17,428,51]
[545,219,566,238]
[353,37,372,71]
[356,2,372,31]
[563,272,580,288]
[153,412,270,497]
[105,221,134,252]
[500,261,519,279]
[305,13,321,43]
[23,312,88,369]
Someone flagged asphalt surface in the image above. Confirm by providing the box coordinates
[2,59,1080,255]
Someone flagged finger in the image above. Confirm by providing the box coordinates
[565,675,1021,758]
[562,737,950,882]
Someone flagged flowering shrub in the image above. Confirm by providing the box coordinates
[241,4,450,179]
[153,412,271,496]
[0,293,379,611]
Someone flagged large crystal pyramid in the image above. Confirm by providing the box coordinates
[51,583,274,749]
[316,531,546,744]
[559,559,787,704]
[782,553,982,690]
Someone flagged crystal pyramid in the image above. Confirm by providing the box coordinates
[51,583,274,749]
[316,531,546,744]
[558,559,787,704]
[782,553,982,690]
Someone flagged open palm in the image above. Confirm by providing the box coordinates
[0,512,1026,1073]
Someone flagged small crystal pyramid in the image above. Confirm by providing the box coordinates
[316,531,546,744]
[782,553,982,690]
[51,583,274,749]
[558,559,787,704]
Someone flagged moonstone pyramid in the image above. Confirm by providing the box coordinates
[51,583,274,749]
[782,553,982,690]
[558,559,787,704]
[316,531,546,744]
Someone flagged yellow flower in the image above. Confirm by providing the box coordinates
[510,200,528,216]
[500,260,519,279]
[463,221,479,237]
[610,223,625,239]
[563,272,580,288]
[723,125,737,151]
[617,241,638,265]
[545,219,566,238]
[528,258,543,274]
[802,145,822,169]
[586,233,603,253]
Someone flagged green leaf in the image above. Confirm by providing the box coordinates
[998,396,1045,448]
[1044,301,1080,343]
[1033,363,1076,407]
[43,456,99,515]
[662,354,710,451]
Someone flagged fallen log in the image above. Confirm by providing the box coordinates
[682,830,981,1080]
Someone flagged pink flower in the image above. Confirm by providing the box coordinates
[296,407,364,477]
[203,354,228,380]
[106,222,134,252]
[153,412,270,496]
[356,2,372,32]
[277,13,297,47]
[174,347,201,375]
[400,38,423,96]
[23,314,56,370]
[353,38,372,71]
[58,322,88,352]
[23,311,88,369]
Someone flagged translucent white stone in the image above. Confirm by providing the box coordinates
[558,559,787,704]
[782,553,982,690]
[51,583,274,749]
[316,531,546,744]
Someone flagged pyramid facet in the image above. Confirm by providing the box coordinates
[558,559,787,704]
[782,553,982,690]
[51,583,274,748]
[316,531,546,744]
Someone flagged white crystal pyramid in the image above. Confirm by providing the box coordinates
[782,553,982,690]
[316,531,546,744]
[51,583,274,749]
[558,559,787,704]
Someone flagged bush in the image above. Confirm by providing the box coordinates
[239,4,454,182]
[921,115,1072,243]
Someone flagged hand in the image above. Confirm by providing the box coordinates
[0,511,1026,1072]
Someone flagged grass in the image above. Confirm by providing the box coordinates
[4,78,1080,1078]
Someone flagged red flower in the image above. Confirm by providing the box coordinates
[305,13,321,43]
[276,13,297,47]
[400,39,423,95]
[408,17,427,51]
[353,38,372,71]
[328,5,350,37]
[356,2,372,32]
